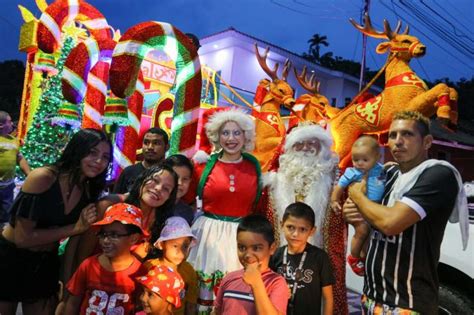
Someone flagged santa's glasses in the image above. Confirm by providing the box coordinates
[292,139,321,152]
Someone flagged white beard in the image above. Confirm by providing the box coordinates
[265,150,336,248]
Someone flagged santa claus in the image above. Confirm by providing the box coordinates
[263,123,348,314]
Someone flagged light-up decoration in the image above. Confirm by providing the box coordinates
[36,0,110,54]
[109,21,202,157]
[112,72,145,177]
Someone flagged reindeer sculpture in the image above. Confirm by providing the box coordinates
[252,44,295,172]
[288,66,340,129]
[330,14,458,168]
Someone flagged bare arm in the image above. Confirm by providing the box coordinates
[63,294,83,315]
[18,155,31,176]
[12,168,97,248]
[322,285,333,315]
[61,234,81,284]
[330,185,344,212]
[348,179,420,236]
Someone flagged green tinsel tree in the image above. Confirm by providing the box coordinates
[21,37,76,169]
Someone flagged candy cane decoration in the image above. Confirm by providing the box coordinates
[37,0,110,53]
[110,21,202,157]
[81,60,110,129]
[61,37,115,129]
[112,72,145,178]
[62,38,115,103]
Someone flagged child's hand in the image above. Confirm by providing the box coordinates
[243,262,262,288]
[74,203,97,234]
[330,200,342,214]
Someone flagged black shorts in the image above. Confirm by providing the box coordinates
[0,237,60,302]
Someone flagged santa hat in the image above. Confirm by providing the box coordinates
[284,122,333,152]
[205,107,255,152]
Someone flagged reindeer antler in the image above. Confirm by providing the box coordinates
[294,66,320,94]
[255,44,292,82]
[281,59,291,82]
[350,13,407,40]
[255,44,279,81]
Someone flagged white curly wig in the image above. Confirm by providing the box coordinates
[205,108,256,152]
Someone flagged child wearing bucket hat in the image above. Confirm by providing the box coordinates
[136,265,185,315]
[144,216,198,315]
[64,203,148,314]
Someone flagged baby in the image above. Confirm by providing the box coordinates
[331,136,385,276]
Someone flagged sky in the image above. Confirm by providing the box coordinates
[0,0,472,82]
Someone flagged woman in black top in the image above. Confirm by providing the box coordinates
[0,129,112,315]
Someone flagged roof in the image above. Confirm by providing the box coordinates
[200,27,381,90]
[201,27,310,63]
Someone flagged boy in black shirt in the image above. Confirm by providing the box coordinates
[270,202,334,315]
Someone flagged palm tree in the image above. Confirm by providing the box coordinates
[307,34,329,61]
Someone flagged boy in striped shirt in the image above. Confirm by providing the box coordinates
[213,214,289,315]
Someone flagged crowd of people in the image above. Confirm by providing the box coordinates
[0,108,467,315]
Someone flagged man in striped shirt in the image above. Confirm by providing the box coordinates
[344,111,463,314]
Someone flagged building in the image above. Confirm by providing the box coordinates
[198,27,381,109]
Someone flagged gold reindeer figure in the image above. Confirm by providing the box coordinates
[288,66,340,129]
[329,14,457,168]
[252,44,295,172]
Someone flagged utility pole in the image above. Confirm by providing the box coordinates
[359,0,370,91]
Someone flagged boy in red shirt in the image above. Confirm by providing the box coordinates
[213,214,289,315]
[65,203,148,314]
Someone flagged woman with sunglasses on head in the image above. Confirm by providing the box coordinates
[0,129,112,315]
[187,108,262,313]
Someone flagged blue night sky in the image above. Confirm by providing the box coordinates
[1,0,472,82]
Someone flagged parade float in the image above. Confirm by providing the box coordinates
[13,1,468,314]
[16,0,220,177]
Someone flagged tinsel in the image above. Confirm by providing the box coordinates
[33,52,58,76]
[102,96,129,126]
[51,101,82,129]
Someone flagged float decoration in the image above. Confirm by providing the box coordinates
[36,0,110,54]
[328,14,458,169]
[251,44,295,172]
[102,96,129,127]
[33,52,58,75]
[109,21,202,156]
[21,37,76,168]
[288,67,336,130]
[51,101,82,129]
[112,72,145,179]
[18,5,38,53]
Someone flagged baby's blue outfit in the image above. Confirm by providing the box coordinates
[338,162,385,202]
